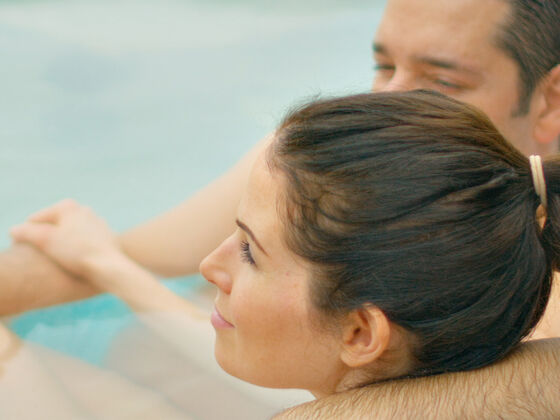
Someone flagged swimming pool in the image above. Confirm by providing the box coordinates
[1,0,384,417]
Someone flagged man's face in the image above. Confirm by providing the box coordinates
[372,0,539,155]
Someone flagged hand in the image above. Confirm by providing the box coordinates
[10,199,121,278]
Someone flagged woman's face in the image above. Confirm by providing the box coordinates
[199,151,345,396]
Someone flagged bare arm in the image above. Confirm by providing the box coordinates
[0,138,267,316]
[0,245,97,315]
[274,338,560,420]
[119,137,269,277]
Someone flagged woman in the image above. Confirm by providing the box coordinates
[10,90,557,397]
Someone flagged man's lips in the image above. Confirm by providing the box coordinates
[211,306,234,329]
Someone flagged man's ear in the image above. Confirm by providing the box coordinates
[340,305,391,368]
[534,64,560,145]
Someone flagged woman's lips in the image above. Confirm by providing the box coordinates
[211,307,234,329]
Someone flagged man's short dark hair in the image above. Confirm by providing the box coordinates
[496,0,560,116]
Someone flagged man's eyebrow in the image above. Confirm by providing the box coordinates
[236,219,269,256]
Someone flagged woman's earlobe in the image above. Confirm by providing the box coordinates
[340,306,391,368]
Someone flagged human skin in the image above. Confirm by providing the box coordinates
[273,338,560,420]
[0,323,199,419]
[0,244,98,315]
[199,155,347,396]
[199,153,404,396]
[0,138,267,315]
[9,155,396,398]
[5,0,560,339]
[2,0,560,415]
[10,161,560,419]
[2,0,559,318]
[2,0,560,315]
[372,0,560,156]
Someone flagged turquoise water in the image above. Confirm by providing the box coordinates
[1,0,384,364]
[10,277,207,364]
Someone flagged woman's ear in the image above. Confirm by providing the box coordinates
[534,65,560,145]
[339,306,391,368]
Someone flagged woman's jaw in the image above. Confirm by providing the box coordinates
[200,148,414,396]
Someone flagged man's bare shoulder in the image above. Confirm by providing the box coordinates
[274,339,560,420]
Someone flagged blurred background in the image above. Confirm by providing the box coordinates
[1,0,382,236]
[0,1,384,418]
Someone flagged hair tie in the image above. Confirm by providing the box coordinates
[529,155,547,208]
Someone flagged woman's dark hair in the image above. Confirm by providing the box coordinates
[269,90,558,376]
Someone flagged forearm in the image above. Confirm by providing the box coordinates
[119,137,270,277]
[1,138,266,316]
[83,253,204,318]
[0,244,97,316]
[275,339,560,420]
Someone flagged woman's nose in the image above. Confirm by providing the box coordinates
[199,237,233,294]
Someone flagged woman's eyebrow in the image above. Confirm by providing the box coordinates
[236,219,269,256]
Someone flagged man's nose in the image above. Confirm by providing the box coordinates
[382,70,417,92]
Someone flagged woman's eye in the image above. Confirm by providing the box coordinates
[240,240,256,266]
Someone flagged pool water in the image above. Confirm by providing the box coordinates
[1,0,385,417]
[1,0,383,238]
[10,277,207,365]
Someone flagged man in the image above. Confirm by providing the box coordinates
[371,0,560,157]
[3,0,560,417]
[274,338,560,420]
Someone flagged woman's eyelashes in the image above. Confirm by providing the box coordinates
[240,240,256,266]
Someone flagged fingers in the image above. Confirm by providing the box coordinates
[27,199,79,224]
[10,223,56,250]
